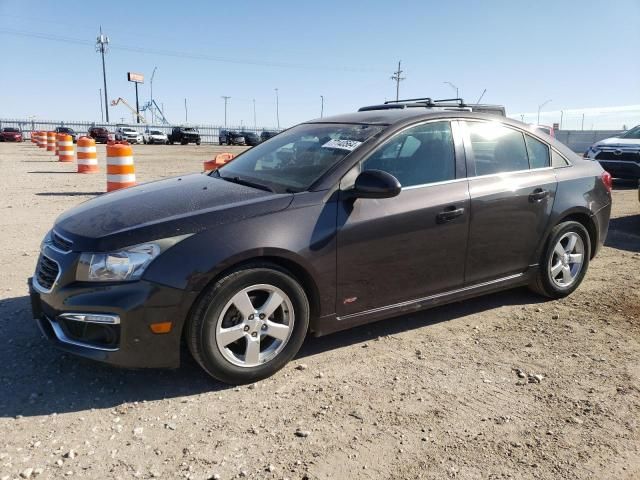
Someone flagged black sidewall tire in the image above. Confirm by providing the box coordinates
[187,267,309,385]
[533,221,591,298]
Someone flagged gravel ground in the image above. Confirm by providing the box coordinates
[0,142,639,480]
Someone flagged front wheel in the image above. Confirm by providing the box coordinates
[196,140,201,145]
[186,267,310,384]
[530,221,591,298]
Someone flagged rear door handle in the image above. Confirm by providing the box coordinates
[436,206,465,224]
[529,188,549,202]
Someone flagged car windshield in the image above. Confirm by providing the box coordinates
[183,128,197,132]
[3,128,19,132]
[150,130,163,135]
[216,123,384,193]
[620,125,640,139]
[59,128,73,133]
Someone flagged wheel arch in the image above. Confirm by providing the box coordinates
[541,208,598,261]
[182,252,322,339]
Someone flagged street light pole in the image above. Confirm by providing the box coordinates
[537,99,552,124]
[444,81,459,98]
[184,98,188,123]
[320,95,324,118]
[150,66,157,124]
[99,88,104,122]
[253,98,257,129]
[275,88,280,129]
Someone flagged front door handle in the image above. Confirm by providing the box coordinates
[529,188,550,202]
[436,206,465,224]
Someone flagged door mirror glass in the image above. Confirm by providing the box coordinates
[351,170,401,199]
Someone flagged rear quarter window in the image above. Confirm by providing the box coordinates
[525,135,550,169]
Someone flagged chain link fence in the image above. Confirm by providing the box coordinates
[510,105,640,131]
[0,118,282,144]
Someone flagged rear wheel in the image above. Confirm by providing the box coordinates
[186,267,309,384]
[530,221,590,298]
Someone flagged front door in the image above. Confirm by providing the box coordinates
[336,120,470,317]
[462,120,558,284]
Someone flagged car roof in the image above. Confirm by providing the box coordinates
[303,109,515,127]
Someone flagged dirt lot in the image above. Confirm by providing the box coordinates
[0,142,638,480]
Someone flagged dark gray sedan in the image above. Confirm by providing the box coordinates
[30,101,612,384]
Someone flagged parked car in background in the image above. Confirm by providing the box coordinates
[29,98,612,385]
[115,126,143,144]
[168,126,201,145]
[0,127,23,142]
[532,124,555,138]
[54,126,78,143]
[585,125,640,179]
[88,127,111,144]
[239,131,260,146]
[219,129,245,145]
[143,130,169,145]
[260,130,278,142]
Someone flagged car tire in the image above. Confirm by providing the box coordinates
[196,140,201,145]
[186,266,310,385]
[529,221,591,298]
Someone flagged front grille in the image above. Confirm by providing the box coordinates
[35,255,60,291]
[596,151,640,162]
[51,231,72,252]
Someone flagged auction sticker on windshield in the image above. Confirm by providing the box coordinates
[321,139,363,151]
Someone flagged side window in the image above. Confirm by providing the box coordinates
[525,135,550,169]
[362,121,455,187]
[551,150,570,167]
[467,122,529,176]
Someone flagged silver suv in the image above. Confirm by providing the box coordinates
[585,125,640,179]
[115,126,143,144]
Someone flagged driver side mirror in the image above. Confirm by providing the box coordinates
[350,169,401,199]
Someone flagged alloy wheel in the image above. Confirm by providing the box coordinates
[548,232,585,288]
[214,284,295,368]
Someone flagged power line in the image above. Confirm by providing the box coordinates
[0,28,386,73]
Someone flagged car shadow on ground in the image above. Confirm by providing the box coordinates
[0,287,543,419]
[606,213,640,253]
[36,192,104,197]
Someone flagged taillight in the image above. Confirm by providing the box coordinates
[601,171,612,193]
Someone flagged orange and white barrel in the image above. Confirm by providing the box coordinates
[106,143,136,191]
[58,134,74,162]
[37,131,47,148]
[77,136,98,173]
[54,133,61,156]
[31,131,37,144]
[46,131,56,152]
[203,152,235,171]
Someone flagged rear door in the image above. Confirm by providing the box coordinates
[336,120,470,316]
[461,120,557,284]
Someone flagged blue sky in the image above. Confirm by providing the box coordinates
[1,0,639,128]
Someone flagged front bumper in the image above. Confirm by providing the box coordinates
[29,276,190,369]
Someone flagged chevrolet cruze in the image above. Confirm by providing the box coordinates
[29,100,612,384]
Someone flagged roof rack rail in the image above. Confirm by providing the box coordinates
[358,97,506,116]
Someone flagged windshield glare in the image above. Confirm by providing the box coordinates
[216,123,384,193]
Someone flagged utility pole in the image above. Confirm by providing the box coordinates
[221,96,231,127]
[184,98,188,123]
[96,27,110,123]
[390,61,405,101]
[134,82,140,124]
[320,95,324,118]
[150,66,157,124]
[444,81,459,98]
[275,88,280,129]
[99,88,104,122]
[253,98,256,129]
[560,110,564,129]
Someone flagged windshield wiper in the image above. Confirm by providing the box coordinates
[216,172,274,193]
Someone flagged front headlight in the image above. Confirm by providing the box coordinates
[76,235,191,282]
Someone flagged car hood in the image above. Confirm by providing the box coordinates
[595,136,640,148]
[54,173,293,251]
